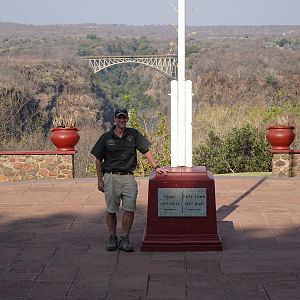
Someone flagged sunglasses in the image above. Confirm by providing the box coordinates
[116,115,127,119]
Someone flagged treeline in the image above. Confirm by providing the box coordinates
[1,22,300,40]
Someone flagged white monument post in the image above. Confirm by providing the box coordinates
[171,0,193,168]
[141,0,222,252]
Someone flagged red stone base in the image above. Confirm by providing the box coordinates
[141,166,222,252]
[141,233,222,251]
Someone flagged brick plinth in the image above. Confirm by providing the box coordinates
[271,150,300,178]
[291,153,300,177]
[272,153,291,178]
[0,151,75,182]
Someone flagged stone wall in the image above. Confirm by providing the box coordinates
[271,151,300,178]
[272,153,291,178]
[291,152,300,177]
[0,151,75,182]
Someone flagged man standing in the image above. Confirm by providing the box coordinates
[91,108,166,252]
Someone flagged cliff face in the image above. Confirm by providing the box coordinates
[0,56,114,141]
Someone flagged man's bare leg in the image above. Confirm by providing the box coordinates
[122,210,134,236]
[119,211,134,252]
[106,212,117,235]
[106,212,118,251]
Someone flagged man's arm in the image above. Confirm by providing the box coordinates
[144,151,168,174]
[95,158,104,192]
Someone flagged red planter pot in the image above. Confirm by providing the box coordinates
[266,126,295,151]
[51,128,80,151]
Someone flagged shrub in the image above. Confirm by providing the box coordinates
[266,74,279,89]
[193,124,272,174]
[86,34,97,40]
[193,131,228,174]
[277,38,290,47]
[224,125,271,173]
[77,44,93,56]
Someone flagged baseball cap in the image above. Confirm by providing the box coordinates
[114,108,128,118]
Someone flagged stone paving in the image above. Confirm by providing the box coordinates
[0,176,300,299]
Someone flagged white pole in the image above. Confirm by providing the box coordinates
[178,0,185,83]
[185,80,193,167]
[170,80,178,167]
[177,0,186,166]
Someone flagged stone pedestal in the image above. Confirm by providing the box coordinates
[271,150,300,178]
[141,166,222,252]
[272,153,291,178]
[291,152,300,177]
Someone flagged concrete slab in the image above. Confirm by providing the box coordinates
[0,176,300,299]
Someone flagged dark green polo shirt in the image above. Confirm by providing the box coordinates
[91,127,151,173]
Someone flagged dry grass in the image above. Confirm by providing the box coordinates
[74,124,105,178]
[192,103,267,145]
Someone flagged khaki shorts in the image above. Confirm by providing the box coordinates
[103,173,138,213]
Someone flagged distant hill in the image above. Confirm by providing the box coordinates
[1,22,300,40]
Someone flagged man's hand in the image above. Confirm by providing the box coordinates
[155,167,168,175]
[98,178,104,192]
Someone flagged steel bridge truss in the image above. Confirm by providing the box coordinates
[86,55,178,79]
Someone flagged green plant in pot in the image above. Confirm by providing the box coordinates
[266,114,295,152]
[51,113,80,151]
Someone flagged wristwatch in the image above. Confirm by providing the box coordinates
[153,165,161,171]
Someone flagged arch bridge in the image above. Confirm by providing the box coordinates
[86,55,178,79]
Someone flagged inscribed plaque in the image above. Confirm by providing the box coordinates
[158,188,207,217]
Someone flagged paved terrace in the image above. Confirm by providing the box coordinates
[0,176,300,299]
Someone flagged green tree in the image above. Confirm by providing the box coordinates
[224,125,271,173]
[193,131,228,174]
[86,34,97,40]
[193,125,272,174]
[278,38,290,47]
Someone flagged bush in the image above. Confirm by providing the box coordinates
[193,131,228,174]
[193,124,272,174]
[77,44,93,56]
[277,38,290,47]
[86,34,97,40]
[266,74,279,89]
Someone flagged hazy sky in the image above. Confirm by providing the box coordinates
[0,0,299,26]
